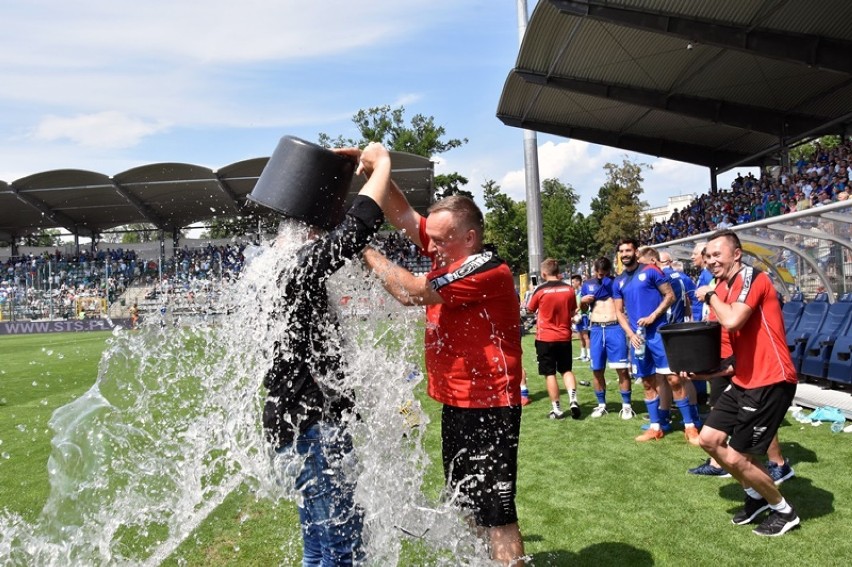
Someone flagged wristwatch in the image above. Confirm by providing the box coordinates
[704,290,717,303]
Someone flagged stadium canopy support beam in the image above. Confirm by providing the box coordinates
[111,181,167,229]
[9,186,83,237]
[515,70,828,138]
[717,111,852,174]
[550,0,852,74]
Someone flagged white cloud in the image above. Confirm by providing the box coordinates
[31,111,171,149]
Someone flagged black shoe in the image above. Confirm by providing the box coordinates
[732,496,770,525]
[753,508,800,536]
[570,402,582,419]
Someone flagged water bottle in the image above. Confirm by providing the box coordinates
[634,326,646,358]
[831,421,845,433]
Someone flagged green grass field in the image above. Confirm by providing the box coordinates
[2,331,851,565]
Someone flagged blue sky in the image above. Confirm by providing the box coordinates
[0,0,753,217]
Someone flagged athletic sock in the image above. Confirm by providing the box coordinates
[689,403,701,424]
[745,487,762,500]
[569,389,577,403]
[552,401,561,412]
[645,396,661,425]
[659,408,671,426]
[595,390,606,405]
[675,398,693,426]
[620,390,632,405]
[769,498,793,514]
[521,386,529,398]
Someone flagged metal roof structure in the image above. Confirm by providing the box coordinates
[0,151,434,244]
[498,0,852,173]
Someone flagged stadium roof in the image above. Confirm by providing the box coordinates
[497,0,852,172]
[0,151,434,244]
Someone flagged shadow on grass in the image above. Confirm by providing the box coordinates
[531,542,653,566]
[719,476,834,521]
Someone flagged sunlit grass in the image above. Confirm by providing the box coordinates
[2,331,851,565]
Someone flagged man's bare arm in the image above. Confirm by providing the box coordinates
[363,247,442,306]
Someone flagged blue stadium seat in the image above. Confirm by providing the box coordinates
[781,293,805,335]
[839,292,852,303]
[787,293,830,372]
[800,300,852,379]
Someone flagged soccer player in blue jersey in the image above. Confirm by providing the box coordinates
[580,257,633,419]
[690,241,714,321]
[613,238,699,442]
[659,252,693,325]
[571,274,591,361]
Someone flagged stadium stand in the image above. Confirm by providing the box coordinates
[800,295,852,380]
[787,292,830,372]
[782,292,805,335]
[827,294,852,385]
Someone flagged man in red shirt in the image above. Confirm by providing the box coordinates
[526,258,581,419]
[364,187,525,565]
[696,229,800,537]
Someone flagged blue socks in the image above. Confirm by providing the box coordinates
[645,396,661,424]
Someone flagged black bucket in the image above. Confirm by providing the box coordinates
[247,135,356,231]
[659,321,722,374]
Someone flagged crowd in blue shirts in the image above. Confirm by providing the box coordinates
[642,140,851,245]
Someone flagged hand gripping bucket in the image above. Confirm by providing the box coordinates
[247,135,356,231]
[658,321,722,374]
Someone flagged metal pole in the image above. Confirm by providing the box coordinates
[517,0,544,277]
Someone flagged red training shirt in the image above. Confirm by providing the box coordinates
[418,218,523,408]
[714,267,798,389]
[526,280,576,342]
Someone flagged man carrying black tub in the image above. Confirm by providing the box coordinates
[690,229,800,537]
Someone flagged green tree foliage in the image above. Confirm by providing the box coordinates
[482,180,528,273]
[22,229,63,247]
[434,173,473,201]
[786,135,842,165]
[593,158,650,257]
[540,178,579,263]
[318,105,467,157]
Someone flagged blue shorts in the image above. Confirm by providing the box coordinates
[575,313,590,333]
[589,322,629,371]
[631,329,672,378]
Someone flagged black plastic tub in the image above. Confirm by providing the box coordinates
[247,135,356,231]
[659,321,722,374]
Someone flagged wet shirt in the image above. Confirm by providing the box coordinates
[527,280,576,342]
[262,196,384,449]
[714,266,797,389]
[613,264,670,334]
[419,219,523,409]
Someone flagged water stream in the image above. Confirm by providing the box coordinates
[0,231,490,565]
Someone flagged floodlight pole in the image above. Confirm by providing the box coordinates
[517,0,544,279]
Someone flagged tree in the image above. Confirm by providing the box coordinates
[481,180,528,274]
[787,135,843,165]
[318,105,467,157]
[320,105,471,204]
[433,173,473,201]
[22,229,63,247]
[593,158,651,257]
[539,178,579,262]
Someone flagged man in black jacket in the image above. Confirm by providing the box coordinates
[262,142,391,566]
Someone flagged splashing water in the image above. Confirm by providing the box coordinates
[0,229,491,565]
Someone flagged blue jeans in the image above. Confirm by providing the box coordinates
[277,422,364,566]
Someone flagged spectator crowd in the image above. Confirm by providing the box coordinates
[642,140,851,245]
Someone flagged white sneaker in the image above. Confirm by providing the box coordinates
[548,409,566,420]
[591,406,608,418]
[619,407,636,420]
